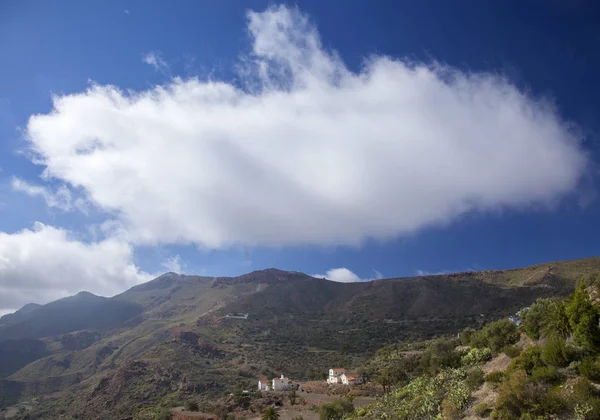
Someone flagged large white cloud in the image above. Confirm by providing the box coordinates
[24,5,587,249]
[0,223,151,311]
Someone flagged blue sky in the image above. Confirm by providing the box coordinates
[1,0,600,311]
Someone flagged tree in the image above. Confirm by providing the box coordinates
[522,299,553,340]
[543,301,571,339]
[481,319,519,353]
[420,339,461,375]
[565,285,600,349]
[374,369,393,394]
[289,389,297,405]
[262,406,280,420]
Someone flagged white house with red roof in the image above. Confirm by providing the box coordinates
[327,368,345,384]
[341,372,363,385]
[271,374,294,391]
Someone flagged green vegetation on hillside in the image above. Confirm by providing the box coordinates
[349,278,600,419]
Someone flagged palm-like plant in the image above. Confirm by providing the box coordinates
[262,406,280,420]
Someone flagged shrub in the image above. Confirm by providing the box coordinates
[461,347,492,366]
[470,319,519,353]
[544,300,571,339]
[319,397,354,420]
[420,339,461,375]
[461,328,476,346]
[474,402,491,417]
[566,378,600,420]
[522,298,554,340]
[541,335,570,367]
[441,398,461,419]
[501,345,521,358]
[494,370,565,419]
[578,356,600,382]
[485,371,504,383]
[465,367,485,391]
[509,345,544,375]
[531,366,561,384]
[185,400,199,412]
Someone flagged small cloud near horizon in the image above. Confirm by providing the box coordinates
[312,268,384,283]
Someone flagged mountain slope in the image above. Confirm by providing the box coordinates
[0,292,142,343]
[3,256,600,418]
[0,303,42,326]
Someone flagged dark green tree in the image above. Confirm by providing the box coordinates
[565,285,600,349]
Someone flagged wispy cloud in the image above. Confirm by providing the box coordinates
[11,177,72,211]
[142,51,169,74]
[161,255,183,273]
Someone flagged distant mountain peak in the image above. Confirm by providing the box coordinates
[74,291,99,298]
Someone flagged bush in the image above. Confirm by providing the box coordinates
[420,339,461,375]
[474,402,491,417]
[470,319,519,353]
[541,335,570,367]
[319,397,354,420]
[531,366,561,384]
[441,398,461,419]
[465,367,485,390]
[578,356,600,382]
[509,346,544,375]
[501,345,521,358]
[485,370,505,384]
[522,298,554,340]
[461,347,492,366]
[566,378,600,420]
[461,328,476,346]
[493,370,565,419]
[185,400,199,412]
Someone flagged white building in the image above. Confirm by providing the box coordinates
[257,377,270,391]
[341,373,363,385]
[327,368,345,384]
[272,374,293,391]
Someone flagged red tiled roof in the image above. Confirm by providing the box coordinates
[331,368,344,371]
